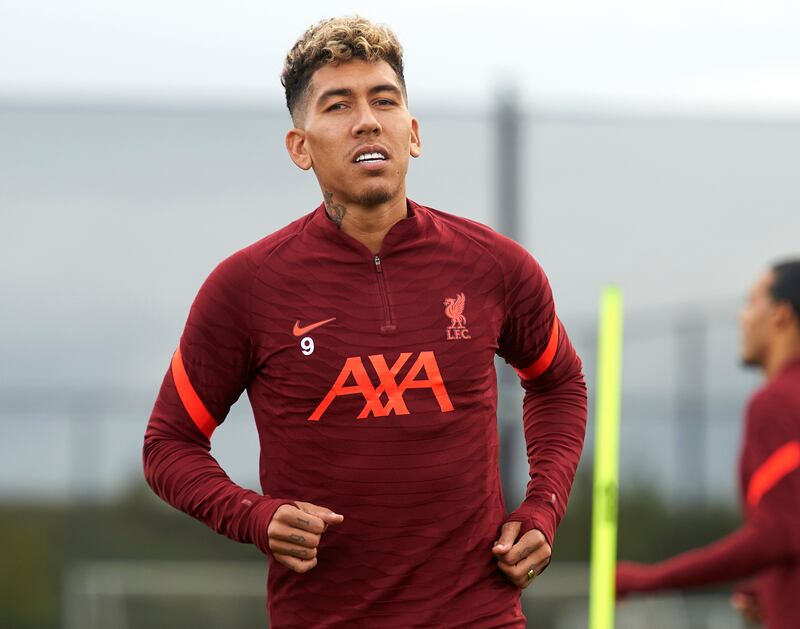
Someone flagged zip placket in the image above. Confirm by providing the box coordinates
[373,255,397,334]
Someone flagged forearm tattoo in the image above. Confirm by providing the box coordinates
[324,190,347,226]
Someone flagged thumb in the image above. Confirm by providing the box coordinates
[294,501,345,525]
[493,521,521,555]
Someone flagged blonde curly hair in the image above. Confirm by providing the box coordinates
[281,16,406,124]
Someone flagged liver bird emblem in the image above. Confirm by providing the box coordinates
[443,293,467,328]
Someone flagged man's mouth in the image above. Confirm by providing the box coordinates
[354,151,387,163]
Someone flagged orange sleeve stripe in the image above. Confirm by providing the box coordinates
[515,315,560,381]
[171,347,218,439]
[746,440,800,508]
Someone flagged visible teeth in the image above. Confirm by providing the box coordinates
[356,152,386,162]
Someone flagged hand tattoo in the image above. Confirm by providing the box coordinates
[323,190,347,227]
[290,548,308,558]
[289,534,305,544]
[297,517,311,527]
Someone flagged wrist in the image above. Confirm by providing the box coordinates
[506,495,558,548]
[246,496,296,556]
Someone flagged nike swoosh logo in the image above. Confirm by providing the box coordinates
[293,317,337,336]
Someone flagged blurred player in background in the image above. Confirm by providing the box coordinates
[143,15,587,628]
[616,259,800,629]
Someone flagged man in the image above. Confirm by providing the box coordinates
[143,16,587,628]
[616,260,800,629]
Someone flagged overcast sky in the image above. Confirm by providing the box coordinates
[2,0,800,114]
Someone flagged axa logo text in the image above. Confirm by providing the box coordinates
[308,351,454,421]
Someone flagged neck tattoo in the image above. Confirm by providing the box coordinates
[323,191,347,227]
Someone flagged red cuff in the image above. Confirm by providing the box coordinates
[616,561,656,598]
[504,495,558,549]
[246,497,297,557]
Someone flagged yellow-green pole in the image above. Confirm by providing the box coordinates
[589,286,624,629]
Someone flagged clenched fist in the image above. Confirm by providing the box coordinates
[268,501,344,573]
[492,522,551,589]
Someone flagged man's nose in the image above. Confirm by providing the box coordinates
[352,103,381,136]
[738,310,749,328]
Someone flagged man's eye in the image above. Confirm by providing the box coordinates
[375,99,395,106]
[326,103,346,111]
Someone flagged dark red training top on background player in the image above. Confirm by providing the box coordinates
[616,260,800,629]
[143,16,588,628]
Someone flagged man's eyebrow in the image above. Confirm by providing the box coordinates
[316,88,352,106]
[316,84,403,107]
[368,84,402,97]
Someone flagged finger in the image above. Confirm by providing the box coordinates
[498,530,548,565]
[496,559,514,581]
[519,558,549,590]
[496,558,540,589]
[528,555,551,580]
[730,594,747,611]
[272,553,318,574]
[269,540,318,561]
[492,521,521,555]
[269,524,321,549]
[496,558,522,586]
[730,594,760,622]
[504,552,551,587]
[275,505,327,534]
[295,501,345,526]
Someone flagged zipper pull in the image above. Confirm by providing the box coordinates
[374,255,383,272]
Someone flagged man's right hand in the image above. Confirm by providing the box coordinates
[731,581,762,625]
[267,501,344,573]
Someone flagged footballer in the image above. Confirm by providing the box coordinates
[617,260,800,629]
[144,16,587,627]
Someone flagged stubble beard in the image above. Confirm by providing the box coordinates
[352,187,395,207]
[740,355,761,369]
[322,180,401,228]
[349,170,403,207]
[739,343,764,369]
[322,168,406,227]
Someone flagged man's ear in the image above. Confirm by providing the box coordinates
[286,128,312,170]
[409,117,422,158]
[774,301,798,331]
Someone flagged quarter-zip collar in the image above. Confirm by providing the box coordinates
[308,197,430,260]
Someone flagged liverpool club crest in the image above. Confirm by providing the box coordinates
[443,292,471,340]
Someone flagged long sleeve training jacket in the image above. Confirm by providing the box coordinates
[144,199,587,628]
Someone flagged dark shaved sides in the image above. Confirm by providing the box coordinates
[771,258,800,325]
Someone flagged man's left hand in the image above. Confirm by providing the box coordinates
[492,522,551,589]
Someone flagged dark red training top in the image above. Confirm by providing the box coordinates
[144,199,587,628]
[616,358,800,629]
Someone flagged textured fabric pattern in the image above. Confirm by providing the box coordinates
[143,199,587,628]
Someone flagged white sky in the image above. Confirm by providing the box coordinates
[2,0,800,114]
